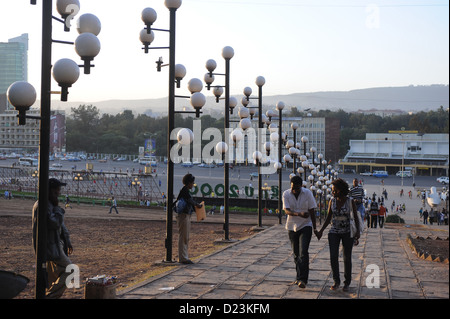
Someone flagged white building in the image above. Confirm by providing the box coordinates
[341,132,449,176]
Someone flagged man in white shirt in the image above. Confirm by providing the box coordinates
[283,175,318,289]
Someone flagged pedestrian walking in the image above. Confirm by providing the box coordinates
[64,195,72,209]
[109,196,119,214]
[175,174,202,264]
[316,178,361,292]
[32,178,73,299]
[349,178,365,224]
[369,196,379,228]
[378,203,386,228]
[423,209,429,224]
[283,175,317,289]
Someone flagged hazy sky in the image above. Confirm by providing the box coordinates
[1,0,448,104]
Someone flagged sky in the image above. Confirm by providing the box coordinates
[0,0,449,105]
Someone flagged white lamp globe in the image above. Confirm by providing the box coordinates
[213,86,224,98]
[75,32,101,59]
[77,13,101,35]
[241,97,249,107]
[291,122,299,130]
[243,87,252,97]
[270,132,279,143]
[7,81,36,109]
[265,142,272,152]
[249,107,256,116]
[142,7,157,25]
[252,151,262,161]
[289,147,297,156]
[222,46,234,59]
[205,59,217,73]
[165,0,182,9]
[52,58,80,85]
[229,97,238,109]
[286,139,294,149]
[289,173,296,180]
[255,76,265,87]
[177,128,193,145]
[215,142,228,154]
[284,154,292,163]
[56,0,80,17]
[139,29,155,45]
[301,136,309,143]
[188,78,203,93]
[276,101,285,111]
[190,92,206,108]
[274,162,282,170]
[175,64,187,80]
[297,167,304,174]
[239,118,252,130]
[269,123,278,133]
[310,146,317,153]
[230,129,243,142]
[238,107,250,119]
[204,73,215,86]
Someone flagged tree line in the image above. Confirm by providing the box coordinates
[66,104,449,158]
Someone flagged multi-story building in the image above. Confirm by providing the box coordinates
[229,116,340,165]
[341,131,449,176]
[0,109,66,153]
[0,34,28,96]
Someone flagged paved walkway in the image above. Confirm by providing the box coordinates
[119,222,448,299]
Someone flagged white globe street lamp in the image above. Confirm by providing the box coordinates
[52,58,80,101]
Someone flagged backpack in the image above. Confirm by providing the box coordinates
[173,197,189,214]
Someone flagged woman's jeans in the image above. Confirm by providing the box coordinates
[288,226,312,284]
[328,232,354,286]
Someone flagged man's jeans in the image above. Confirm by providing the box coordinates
[356,203,365,221]
[288,226,312,284]
[328,232,354,286]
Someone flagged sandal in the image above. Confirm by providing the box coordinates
[330,283,340,290]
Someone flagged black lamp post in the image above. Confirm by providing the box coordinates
[8,0,101,299]
[140,1,205,262]
[276,101,285,224]
[243,77,265,228]
[205,47,235,241]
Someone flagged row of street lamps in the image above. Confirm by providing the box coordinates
[7,0,340,298]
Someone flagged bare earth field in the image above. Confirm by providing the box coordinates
[0,200,258,299]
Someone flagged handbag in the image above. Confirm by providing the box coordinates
[350,199,364,238]
[174,197,189,214]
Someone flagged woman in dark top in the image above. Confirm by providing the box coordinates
[176,174,202,264]
[315,178,360,292]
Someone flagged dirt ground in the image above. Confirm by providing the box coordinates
[0,201,259,299]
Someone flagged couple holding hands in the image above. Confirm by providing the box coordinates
[283,176,361,292]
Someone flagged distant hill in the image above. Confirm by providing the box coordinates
[48,84,449,116]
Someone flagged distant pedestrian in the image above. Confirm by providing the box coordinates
[378,204,386,228]
[65,195,72,209]
[423,209,429,224]
[349,178,365,222]
[109,196,119,214]
[369,197,379,228]
[220,205,224,215]
[175,174,202,264]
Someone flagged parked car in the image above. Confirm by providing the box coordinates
[436,176,449,184]
[52,163,63,168]
[250,172,259,178]
[396,171,412,178]
[372,170,388,178]
[360,171,372,176]
[181,161,193,168]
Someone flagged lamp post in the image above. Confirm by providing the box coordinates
[74,173,83,198]
[32,170,38,199]
[243,77,265,228]
[8,1,101,299]
[205,46,235,241]
[140,1,205,262]
[276,102,285,224]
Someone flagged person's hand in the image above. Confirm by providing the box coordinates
[298,212,309,218]
[67,244,73,255]
[196,203,203,208]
